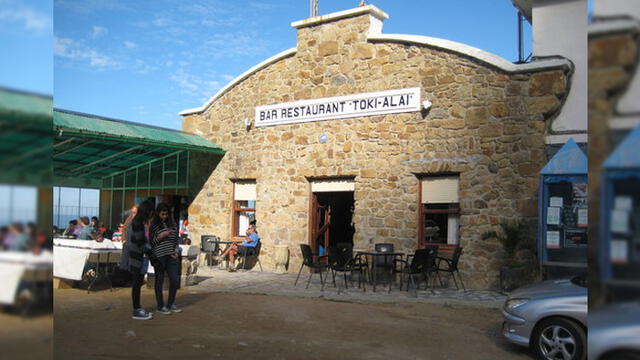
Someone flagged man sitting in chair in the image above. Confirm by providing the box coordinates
[216,224,260,272]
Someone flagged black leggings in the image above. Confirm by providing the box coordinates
[131,272,145,310]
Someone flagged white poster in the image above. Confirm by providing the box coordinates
[577,208,588,227]
[549,197,563,207]
[614,196,633,211]
[611,209,630,233]
[610,239,629,264]
[547,207,561,225]
[546,231,560,248]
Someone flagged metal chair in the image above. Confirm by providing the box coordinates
[237,242,263,271]
[201,235,220,266]
[295,244,329,290]
[391,246,439,296]
[86,251,110,293]
[435,246,466,292]
[327,244,367,293]
[107,251,121,291]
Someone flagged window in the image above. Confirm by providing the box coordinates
[419,176,460,246]
[232,181,256,237]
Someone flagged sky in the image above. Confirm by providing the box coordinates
[1,1,532,221]
[0,0,53,94]
[51,0,532,130]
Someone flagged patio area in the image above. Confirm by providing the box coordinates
[191,266,506,309]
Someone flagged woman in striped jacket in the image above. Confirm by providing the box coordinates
[150,202,182,315]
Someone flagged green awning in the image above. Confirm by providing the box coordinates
[54,109,224,187]
[0,87,53,186]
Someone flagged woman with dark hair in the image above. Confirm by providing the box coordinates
[150,202,182,314]
[125,200,154,320]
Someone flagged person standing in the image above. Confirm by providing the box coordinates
[150,203,182,315]
[126,200,154,320]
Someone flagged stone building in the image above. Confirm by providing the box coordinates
[181,5,574,288]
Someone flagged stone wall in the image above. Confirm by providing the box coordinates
[588,25,639,305]
[182,9,570,288]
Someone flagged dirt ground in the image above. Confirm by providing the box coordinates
[0,310,53,360]
[53,287,533,360]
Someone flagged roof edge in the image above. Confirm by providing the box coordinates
[179,48,297,116]
[368,34,572,73]
[291,5,389,29]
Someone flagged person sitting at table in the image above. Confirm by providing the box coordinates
[215,223,260,272]
[7,222,33,252]
[0,226,8,250]
[91,216,99,229]
[91,229,105,243]
[112,224,124,242]
[62,219,80,237]
[77,216,94,240]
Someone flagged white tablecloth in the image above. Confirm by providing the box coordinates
[53,238,121,280]
[0,250,53,305]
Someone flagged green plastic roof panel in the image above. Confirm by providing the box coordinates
[53,109,225,187]
[0,87,53,186]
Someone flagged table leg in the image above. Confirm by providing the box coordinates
[372,256,377,292]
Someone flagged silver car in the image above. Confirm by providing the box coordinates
[502,276,587,360]
[589,302,640,360]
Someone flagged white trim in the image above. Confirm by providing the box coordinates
[609,116,640,130]
[545,133,587,145]
[311,179,355,192]
[179,48,297,116]
[367,34,572,73]
[588,19,640,36]
[291,5,389,29]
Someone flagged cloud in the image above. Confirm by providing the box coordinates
[91,25,107,39]
[54,36,120,70]
[124,41,137,49]
[0,6,51,34]
[169,68,224,99]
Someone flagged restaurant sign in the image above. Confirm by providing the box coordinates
[255,87,421,127]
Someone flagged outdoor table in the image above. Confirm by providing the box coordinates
[356,250,405,292]
[53,238,120,281]
[0,250,53,305]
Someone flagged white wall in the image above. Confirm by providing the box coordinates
[593,0,640,130]
[533,0,588,144]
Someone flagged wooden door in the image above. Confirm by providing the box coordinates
[310,193,330,256]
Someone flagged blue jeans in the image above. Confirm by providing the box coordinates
[154,255,180,308]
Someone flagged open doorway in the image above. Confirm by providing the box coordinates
[310,191,355,255]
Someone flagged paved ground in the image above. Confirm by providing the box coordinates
[52,266,533,360]
[191,265,507,309]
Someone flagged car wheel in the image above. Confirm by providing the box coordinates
[531,317,586,360]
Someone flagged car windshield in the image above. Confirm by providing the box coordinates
[570,275,587,288]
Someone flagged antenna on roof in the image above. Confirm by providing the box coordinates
[310,0,318,17]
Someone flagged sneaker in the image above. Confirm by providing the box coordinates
[169,305,182,313]
[228,266,236,272]
[132,308,153,320]
[157,306,171,315]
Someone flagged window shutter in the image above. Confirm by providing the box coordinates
[421,176,459,204]
[234,181,256,201]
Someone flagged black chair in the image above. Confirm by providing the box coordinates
[295,244,329,290]
[327,244,367,293]
[237,241,263,271]
[391,246,439,295]
[435,246,466,292]
[201,235,220,266]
